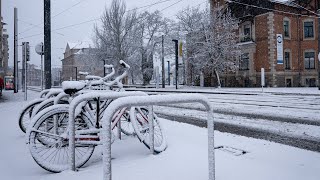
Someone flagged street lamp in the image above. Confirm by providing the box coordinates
[103,60,106,77]
[167,61,170,85]
[317,9,320,90]
[74,67,78,81]
[172,39,178,89]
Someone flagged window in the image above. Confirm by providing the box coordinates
[284,51,290,70]
[239,53,249,70]
[306,78,316,87]
[283,20,290,37]
[304,21,314,38]
[304,52,315,69]
[240,23,252,42]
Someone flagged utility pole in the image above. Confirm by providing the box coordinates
[44,0,51,89]
[317,9,320,90]
[22,42,29,100]
[172,39,178,89]
[74,67,78,81]
[162,35,165,88]
[22,42,25,92]
[14,7,18,93]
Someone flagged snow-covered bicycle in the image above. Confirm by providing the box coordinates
[18,63,115,133]
[26,61,167,172]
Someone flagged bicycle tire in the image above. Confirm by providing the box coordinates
[28,104,95,173]
[19,99,43,133]
[31,98,68,118]
[120,110,136,136]
[130,107,167,153]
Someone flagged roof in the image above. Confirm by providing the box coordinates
[270,0,297,7]
[67,41,92,50]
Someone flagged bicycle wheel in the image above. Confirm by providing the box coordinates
[28,104,95,173]
[120,110,136,136]
[31,98,68,118]
[130,107,167,153]
[19,99,43,133]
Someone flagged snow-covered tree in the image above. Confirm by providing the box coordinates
[177,5,240,87]
[136,11,170,85]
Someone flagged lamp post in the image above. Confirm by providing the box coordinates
[162,35,165,88]
[35,42,44,90]
[101,59,106,77]
[317,9,320,90]
[74,67,78,81]
[167,61,170,85]
[172,39,178,89]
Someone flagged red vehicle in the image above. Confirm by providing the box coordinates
[0,77,3,96]
[4,76,14,90]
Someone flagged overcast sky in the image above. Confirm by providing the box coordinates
[2,0,209,68]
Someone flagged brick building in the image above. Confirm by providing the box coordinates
[0,0,9,79]
[61,42,103,81]
[205,0,320,87]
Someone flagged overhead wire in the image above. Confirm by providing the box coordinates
[18,0,88,35]
[226,0,319,18]
[18,19,65,36]
[18,0,182,40]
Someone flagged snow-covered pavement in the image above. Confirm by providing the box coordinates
[0,90,320,179]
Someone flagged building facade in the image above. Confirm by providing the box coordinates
[61,42,104,82]
[52,67,62,86]
[0,0,9,80]
[195,0,320,87]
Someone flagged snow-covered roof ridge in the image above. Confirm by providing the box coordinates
[270,0,295,6]
[67,39,93,50]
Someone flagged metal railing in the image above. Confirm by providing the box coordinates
[101,94,215,180]
[68,91,148,171]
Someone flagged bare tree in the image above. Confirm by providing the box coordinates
[94,0,138,75]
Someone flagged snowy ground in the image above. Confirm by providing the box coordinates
[0,90,320,180]
[127,86,320,125]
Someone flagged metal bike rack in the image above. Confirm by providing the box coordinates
[53,92,68,105]
[101,94,215,180]
[68,91,148,171]
[44,89,64,99]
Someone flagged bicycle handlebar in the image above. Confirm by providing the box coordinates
[79,71,89,76]
[101,65,115,81]
[102,60,129,89]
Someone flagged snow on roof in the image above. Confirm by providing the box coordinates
[67,41,92,50]
[270,0,295,6]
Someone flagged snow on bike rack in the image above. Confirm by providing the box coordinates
[101,94,215,180]
[68,91,148,171]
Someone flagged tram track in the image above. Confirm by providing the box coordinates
[155,106,320,152]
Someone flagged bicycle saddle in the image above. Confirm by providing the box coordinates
[62,81,86,95]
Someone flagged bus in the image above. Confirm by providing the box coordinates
[4,76,14,90]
